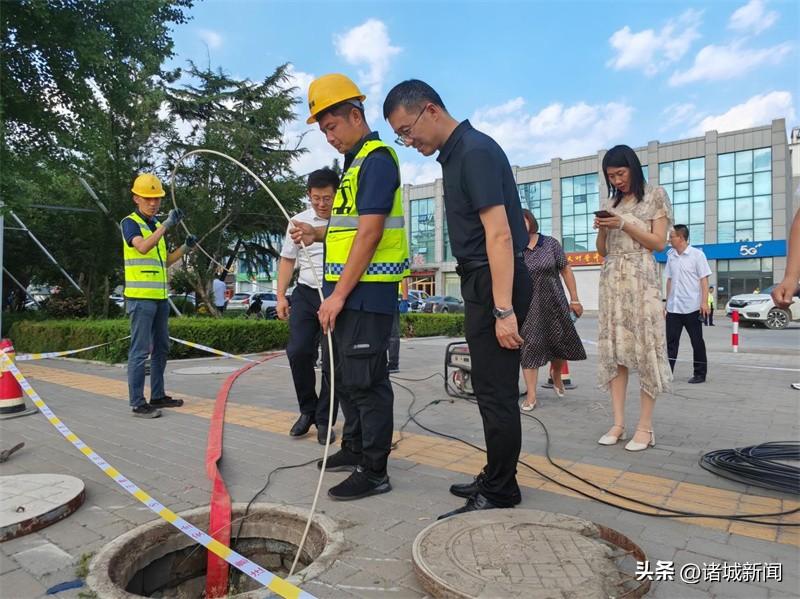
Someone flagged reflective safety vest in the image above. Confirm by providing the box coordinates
[324,140,410,283]
[121,212,168,300]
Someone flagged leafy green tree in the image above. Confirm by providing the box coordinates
[163,62,306,315]
[1,0,193,316]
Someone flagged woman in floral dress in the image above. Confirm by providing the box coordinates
[594,145,672,452]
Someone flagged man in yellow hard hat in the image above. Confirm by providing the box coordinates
[290,73,410,501]
[122,173,196,418]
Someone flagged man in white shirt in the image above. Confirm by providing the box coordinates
[277,168,340,444]
[664,225,711,383]
[212,273,227,314]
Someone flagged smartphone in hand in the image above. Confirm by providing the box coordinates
[594,210,614,218]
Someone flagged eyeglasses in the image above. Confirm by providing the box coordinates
[394,105,429,146]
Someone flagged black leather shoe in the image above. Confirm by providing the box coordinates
[438,493,506,520]
[317,426,337,445]
[289,414,314,437]
[449,471,522,505]
[328,466,391,501]
[317,447,361,472]
[687,376,706,384]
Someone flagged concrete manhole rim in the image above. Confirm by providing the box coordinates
[412,509,650,599]
[87,502,344,598]
[0,474,86,542]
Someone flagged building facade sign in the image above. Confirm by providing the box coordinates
[654,239,786,263]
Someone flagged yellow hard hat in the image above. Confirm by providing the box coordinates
[306,73,366,124]
[131,173,166,198]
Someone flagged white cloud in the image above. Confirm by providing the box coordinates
[607,10,702,76]
[729,0,778,35]
[470,98,634,166]
[400,161,441,185]
[669,41,792,86]
[333,19,401,121]
[660,102,705,132]
[695,91,795,134]
[280,65,339,177]
[198,29,223,50]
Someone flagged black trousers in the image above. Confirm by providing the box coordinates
[666,310,708,377]
[333,309,394,477]
[286,284,338,427]
[704,304,714,326]
[460,258,532,507]
[388,308,400,368]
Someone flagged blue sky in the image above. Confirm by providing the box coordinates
[167,0,799,184]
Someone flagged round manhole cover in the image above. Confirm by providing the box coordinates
[413,509,649,599]
[172,366,241,375]
[0,474,86,541]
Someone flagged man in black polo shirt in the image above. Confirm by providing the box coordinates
[384,80,532,518]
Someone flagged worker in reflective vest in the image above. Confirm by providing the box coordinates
[290,73,410,501]
[121,173,196,419]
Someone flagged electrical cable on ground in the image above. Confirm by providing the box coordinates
[168,149,337,583]
[700,442,800,495]
[228,457,320,591]
[390,376,799,526]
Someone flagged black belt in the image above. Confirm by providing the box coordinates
[455,252,523,276]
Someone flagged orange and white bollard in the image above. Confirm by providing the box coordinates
[0,339,27,415]
[731,310,739,353]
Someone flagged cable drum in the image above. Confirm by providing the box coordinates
[700,442,800,495]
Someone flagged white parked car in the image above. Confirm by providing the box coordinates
[725,284,800,330]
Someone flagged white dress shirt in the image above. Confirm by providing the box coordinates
[664,245,712,314]
[280,207,327,289]
[212,278,227,307]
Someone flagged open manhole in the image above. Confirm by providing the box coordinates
[413,509,650,598]
[87,503,343,598]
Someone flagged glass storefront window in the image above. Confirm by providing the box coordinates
[443,209,454,262]
[410,198,435,266]
[716,257,774,303]
[517,179,553,235]
[660,156,705,244]
[560,173,599,252]
[718,148,771,242]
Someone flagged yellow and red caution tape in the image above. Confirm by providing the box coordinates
[0,352,315,599]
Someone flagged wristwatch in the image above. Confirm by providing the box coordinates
[492,306,514,319]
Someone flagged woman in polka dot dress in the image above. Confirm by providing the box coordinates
[519,209,586,410]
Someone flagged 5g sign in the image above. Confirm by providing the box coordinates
[739,243,763,257]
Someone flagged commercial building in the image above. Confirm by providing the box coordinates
[403,118,798,309]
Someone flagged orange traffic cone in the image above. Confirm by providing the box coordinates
[0,339,37,419]
[542,361,577,390]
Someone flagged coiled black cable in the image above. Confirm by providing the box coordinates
[700,442,800,495]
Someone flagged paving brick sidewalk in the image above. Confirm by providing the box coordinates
[0,317,797,598]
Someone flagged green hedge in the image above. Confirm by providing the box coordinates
[402,313,464,337]
[8,313,464,363]
[9,318,289,363]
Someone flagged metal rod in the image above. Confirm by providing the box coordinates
[28,204,96,213]
[8,211,83,294]
[2,267,40,307]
